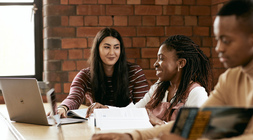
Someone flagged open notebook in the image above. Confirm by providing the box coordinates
[0,78,86,126]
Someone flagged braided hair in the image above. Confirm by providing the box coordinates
[146,35,212,121]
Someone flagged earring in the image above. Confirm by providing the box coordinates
[178,67,180,72]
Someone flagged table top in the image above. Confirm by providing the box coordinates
[0,103,134,140]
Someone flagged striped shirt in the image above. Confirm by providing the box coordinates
[60,63,149,110]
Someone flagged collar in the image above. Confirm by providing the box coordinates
[242,59,253,79]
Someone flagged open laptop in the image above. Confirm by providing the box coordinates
[0,78,86,126]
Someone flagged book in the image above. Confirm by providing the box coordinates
[47,88,87,124]
[93,108,153,130]
[67,108,88,120]
[171,107,253,139]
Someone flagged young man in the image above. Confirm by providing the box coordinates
[92,0,253,139]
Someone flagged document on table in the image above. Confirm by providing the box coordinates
[94,108,153,130]
[67,108,88,119]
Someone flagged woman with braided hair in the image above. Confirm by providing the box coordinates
[91,35,212,140]
[133,35,212,125]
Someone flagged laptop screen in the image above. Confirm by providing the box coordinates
[46,88,57,115]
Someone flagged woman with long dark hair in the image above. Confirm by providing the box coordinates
[57,28,149,118]
[134,35,212,125]
[91,35,212,140]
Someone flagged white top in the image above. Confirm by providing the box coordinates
[129,83,208,108]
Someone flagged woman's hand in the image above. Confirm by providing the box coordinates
[46,106,67,118]
[146,109,165,126]
[92,133,132,140]
[57,107,67,118]
[86,102,109,118]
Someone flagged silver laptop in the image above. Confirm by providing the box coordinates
[0,78,85,125]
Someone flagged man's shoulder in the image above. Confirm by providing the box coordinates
[225,66,242,76]
[220,66,243,81]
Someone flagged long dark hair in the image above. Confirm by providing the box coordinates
[146,35,212,121]
[88,27,130,107]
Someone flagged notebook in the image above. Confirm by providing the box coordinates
[0,78,86,126]
[171,107,253,139]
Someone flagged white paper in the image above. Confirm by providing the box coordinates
[67,108,88,119]
[94,108,153,130]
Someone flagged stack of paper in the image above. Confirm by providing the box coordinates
[94,108,153,130]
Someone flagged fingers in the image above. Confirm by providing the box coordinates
[57,108,67,118]
[86,102,109,118]
[46,111,51,116]
[86,102,97,118]
[47,108,67,118]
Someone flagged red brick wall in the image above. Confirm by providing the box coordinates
[211,0,228,85]
[42,0,229,102]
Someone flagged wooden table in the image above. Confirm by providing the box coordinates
[0,103,134,140]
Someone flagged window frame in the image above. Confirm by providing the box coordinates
[0,0,43,81]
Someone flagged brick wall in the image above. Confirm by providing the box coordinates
[42,0,229,103]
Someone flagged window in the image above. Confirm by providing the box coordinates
[0,0,43,80]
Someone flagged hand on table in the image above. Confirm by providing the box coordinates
[92,133,132,140]
[47,106,67,118]
[57,107,67,118]
[146,108,165,126]
[86,102,109,118]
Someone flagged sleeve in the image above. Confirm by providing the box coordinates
[134,84,157,108]
[129,121,174,140]
[59,69,90,110]
[200,68,253,140]
[130,65,150,103]
[202,70,231,107]
[184,87,208,107]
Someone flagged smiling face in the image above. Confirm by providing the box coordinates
[99,36,121,68]
[154,44,180,82]
[214,15,253,68]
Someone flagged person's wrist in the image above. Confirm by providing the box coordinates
[125,133,133,140]
[58,105,68,113]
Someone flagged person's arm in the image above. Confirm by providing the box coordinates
[130,121,175,140]
[57,105,69,118]
[129,64,150,103]
[86,102,109,118]
[146,108,166,126]
[91,121,175,140]
[134,83,157,108]
[184,86,208,107]
[59,69,91,115]
[201,70,253,140]
[202,70,231,107]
